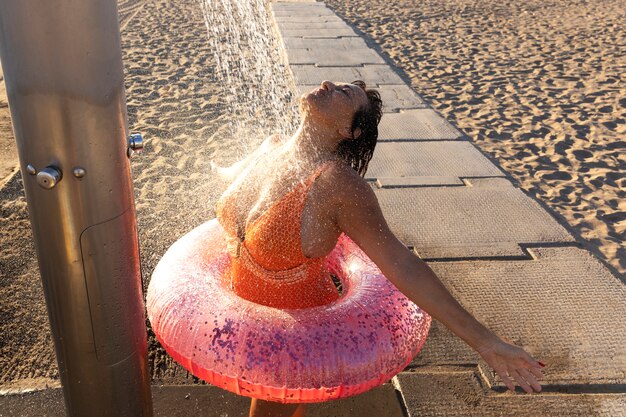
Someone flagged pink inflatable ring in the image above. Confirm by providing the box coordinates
[147,219,431,403]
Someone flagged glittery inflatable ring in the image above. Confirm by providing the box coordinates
[147,219,431,403]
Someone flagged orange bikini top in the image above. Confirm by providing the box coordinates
[215,160,340,309]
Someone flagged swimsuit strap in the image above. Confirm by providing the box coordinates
[302,159,338,190]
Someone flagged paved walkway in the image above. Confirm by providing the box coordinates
[267,1,626,414]
[1,0,624,416]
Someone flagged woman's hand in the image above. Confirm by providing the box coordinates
[477,339,545,393]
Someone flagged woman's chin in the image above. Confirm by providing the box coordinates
[299,97,317,116]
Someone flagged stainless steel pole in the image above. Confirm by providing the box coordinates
[0,1,153,416]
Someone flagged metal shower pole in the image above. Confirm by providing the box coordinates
[0,1,153,415]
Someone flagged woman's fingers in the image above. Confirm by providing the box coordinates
[528,365,545,381]
[509,369,534,394]
[518,368,542,392]
[494,366,516,392]
[479,341,546,394]
[522,351,546,382]
[496,365,542,393]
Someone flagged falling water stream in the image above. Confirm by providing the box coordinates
[200,0,300,152]
[199,0,327,231]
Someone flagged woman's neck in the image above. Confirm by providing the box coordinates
[288,120,340,163]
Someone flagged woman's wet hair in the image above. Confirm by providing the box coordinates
[336,80,383,177]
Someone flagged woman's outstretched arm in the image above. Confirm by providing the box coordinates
[328,165,545,393]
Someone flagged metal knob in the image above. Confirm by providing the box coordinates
[36,166,63,189]
[127,133,144,157]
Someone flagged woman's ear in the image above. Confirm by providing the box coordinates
[339,126,362,140]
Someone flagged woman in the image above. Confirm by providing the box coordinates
[215,80,545,417]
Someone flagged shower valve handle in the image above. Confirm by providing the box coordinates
[127,133,144,157]
[36,165,63,189]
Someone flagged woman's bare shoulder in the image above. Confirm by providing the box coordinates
[319,161,377,205]
[318,161,391,245]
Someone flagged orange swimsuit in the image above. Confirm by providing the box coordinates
[216,161,340,309]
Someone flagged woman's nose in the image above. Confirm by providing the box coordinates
[321,80,335,90]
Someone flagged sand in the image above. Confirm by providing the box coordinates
[0,64,19,188]
[0,0,624,395]
[325,0,626,276]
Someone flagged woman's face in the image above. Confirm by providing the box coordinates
[301,81,369,137]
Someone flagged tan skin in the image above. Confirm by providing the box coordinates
[220,81,545,417]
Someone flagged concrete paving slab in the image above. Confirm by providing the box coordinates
[296,84,428,111]
[366,141,505,182]
[273,15,346,24]
[282,47,384,66]
[281,36,369,50]
[290,64,403,86]
[416,242,531,260]
[0,388,66,417]
[279,27,358,38]
[379,109,464,140]
[375,176,466,188]
[271,2,332,8]
[276,21,353,30]
[272,9,337,18]
[427,246,626,387]
[0,383,405,417]
[152,384,405,417]
[374,177,575,258]
[273,5,328,10]
[272,2,328,9]
[375,84,429,111]
[410,320,480,366]
[395,370,626,416]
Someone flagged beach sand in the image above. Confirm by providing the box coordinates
[326,0,626,275]
[0,0,624,394]
[0,65,18,187]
